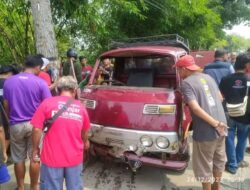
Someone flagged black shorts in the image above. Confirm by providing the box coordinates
[0,104,9,140]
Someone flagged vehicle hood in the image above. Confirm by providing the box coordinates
[81,86,181,132]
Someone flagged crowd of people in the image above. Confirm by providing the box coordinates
[175,49,250,190]
[0,51,93,190]
[1,47,250,190]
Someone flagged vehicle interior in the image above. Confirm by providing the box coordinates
[97,55,177,89]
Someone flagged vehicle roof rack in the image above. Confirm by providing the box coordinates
[109,34,190,53]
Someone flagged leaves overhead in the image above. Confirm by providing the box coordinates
[0,0,250,64]
[0,0,34,64]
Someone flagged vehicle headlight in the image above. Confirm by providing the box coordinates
[140,135,153,147]
[156,136,169,149]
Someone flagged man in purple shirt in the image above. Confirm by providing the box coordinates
[3,55,51,190]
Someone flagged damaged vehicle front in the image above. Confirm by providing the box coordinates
[81,35,192,172]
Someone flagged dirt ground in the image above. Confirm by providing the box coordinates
[1,137,250,190]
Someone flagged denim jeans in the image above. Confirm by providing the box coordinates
[40,163,83,190]
[226,118,250,170]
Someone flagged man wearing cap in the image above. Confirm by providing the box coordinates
[175,55,227,190]
[3,55,51,190]
[39,57,52,86]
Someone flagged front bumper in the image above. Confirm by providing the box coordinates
[89,123,180,157]
[92,142,188,171]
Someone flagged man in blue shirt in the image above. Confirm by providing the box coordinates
[204,49,235,86]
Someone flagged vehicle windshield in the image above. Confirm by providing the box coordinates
[95,55,176,89]
[122,56,175,75]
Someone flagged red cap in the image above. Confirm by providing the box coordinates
[174,55,200,71]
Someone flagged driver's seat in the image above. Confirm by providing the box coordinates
[127,68,154,87]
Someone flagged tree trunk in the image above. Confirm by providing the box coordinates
[30,0,58,58]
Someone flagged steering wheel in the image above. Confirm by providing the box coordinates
[100,79,126,86]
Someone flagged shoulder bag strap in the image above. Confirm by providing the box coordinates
[43,98,74,133]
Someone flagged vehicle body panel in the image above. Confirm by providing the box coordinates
[82,86,181,131]
[190,50,215,69]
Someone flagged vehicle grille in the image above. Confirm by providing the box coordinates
[143,104,159,114]
[82,99,96,109]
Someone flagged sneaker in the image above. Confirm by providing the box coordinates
[225,167,237,174]
[238,160,249,168]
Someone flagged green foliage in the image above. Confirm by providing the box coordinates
[226,35,250,52]
[104,0,223,50]
[0,0,250,64]
[0,0,35,65]
[208,0,250,27]
[51,0,147,63]
[210,34,250,53]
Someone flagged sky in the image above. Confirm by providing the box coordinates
[224,22,250,39]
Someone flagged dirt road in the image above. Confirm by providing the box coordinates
[2,140,250,190]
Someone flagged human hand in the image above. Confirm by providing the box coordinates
[84,140,90,150]
[32,149,40,163]
[215,122,228,136]
[69,57,75,63]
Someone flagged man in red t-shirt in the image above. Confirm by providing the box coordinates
[31,76,90,189]
[79,56,93,80]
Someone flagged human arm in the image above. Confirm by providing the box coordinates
[187,100,223,128]
[81,130,90,150]
[218,78,227,103]
[0,126,7,163]
[81,109,90,150]
[187,100,227,136]
[79,73,91,89]
[3,100,9,118]
[229,64,235,74]
[182,80,227,135]
[31,127,42,162]
[49,82,57,91]
[30,101,47,162]
[40,81,52,100]
[218,91,223,102]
